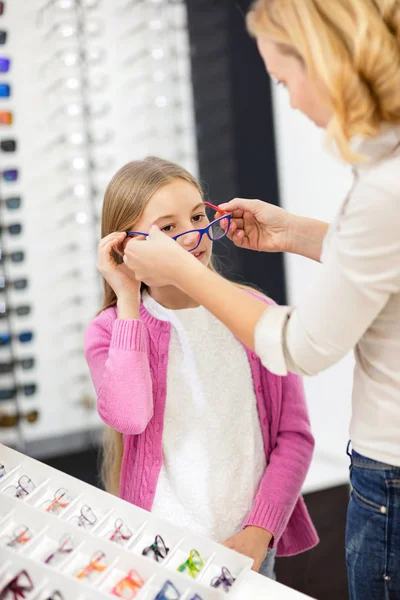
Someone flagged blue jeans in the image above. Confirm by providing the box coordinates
[258,547,277,580]
[346,447,400,600]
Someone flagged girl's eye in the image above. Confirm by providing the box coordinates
[161,225,174,233]
[192,213,205,223]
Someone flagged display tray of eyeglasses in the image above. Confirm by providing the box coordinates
[0,444,253,600]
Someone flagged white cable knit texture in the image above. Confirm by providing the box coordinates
[143,291,266,543]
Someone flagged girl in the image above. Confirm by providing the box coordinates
[84,156,318,577]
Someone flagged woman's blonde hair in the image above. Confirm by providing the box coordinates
[100,156,220,495]
[247,0,400,162]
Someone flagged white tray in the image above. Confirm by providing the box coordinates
[0,444,253,599]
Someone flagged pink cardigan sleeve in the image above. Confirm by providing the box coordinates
[243,370,314,548]
[84,309,154,435]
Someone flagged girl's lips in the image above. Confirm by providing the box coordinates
[193,250,205,259]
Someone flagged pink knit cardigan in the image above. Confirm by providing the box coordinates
[85,301,319,557]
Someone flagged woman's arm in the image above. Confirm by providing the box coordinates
[286,215,329,262]
[84,309,153,435]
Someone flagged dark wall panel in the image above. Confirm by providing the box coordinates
[186,0,286,303]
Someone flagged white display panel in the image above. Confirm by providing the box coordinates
[0,444,253,599]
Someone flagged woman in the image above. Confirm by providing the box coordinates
[122,1,400,599]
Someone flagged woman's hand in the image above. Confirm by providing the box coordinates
[123,226,196,287]
[97,232,141,298]
[222,526,273,573]
[219,198,292,253]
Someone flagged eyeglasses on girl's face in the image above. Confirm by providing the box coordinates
[125,202,231,253]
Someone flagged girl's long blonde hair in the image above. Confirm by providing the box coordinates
[100,156,222,495]
[247,0,400,162]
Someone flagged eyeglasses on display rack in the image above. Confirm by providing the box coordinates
[0,357,35,373]
[0,330,34,345]
[210,566,236,591]
[41,487,72,514]
[39,0,101,15]
[0,223,22,235]
[2,169,19,183]
[46,592,64,600]
[76,550,108,580]
[0,83,10,97]
[50,101,111,121]
[0,31,7,45]
[0,462,6,477]
[0,570,34,598]
[58,154,113,173]
[177,549,204,579]
[0,303,31,318]
[107,517,133,545]
[0,383,37,401]
[142,534,169,562]
[57,183,97,202]
[0,410,39,427]
[0,2,4,17]
[41,46,106,72]
[1,195,20,213]
[0,139,16,152]
[4,475,36,498]
[1,196,22,210]
[0,111,12,124]
[0,57,10,72]
[125,203,230,253]
[69,504,97,529]
[1,524,32,548]
[50,129,113,148]
[154,580,181,600]
[44,533,75,565]
[0,276,29,291]
[110,569,144,598]
[45,19,103,41]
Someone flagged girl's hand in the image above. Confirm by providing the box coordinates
[219,198,292,253]
[222,526,273,573]
[123,226,195,287]
[97,232,141,298]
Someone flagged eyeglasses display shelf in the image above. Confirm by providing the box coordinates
[0,444,253,600]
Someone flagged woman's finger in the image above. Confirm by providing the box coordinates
[219,198,256,213]
[230,217,245,230]
[230,230,250,249]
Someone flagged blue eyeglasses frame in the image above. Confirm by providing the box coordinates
[125,202,230,253]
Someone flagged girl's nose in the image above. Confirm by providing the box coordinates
[178,231,200,250]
